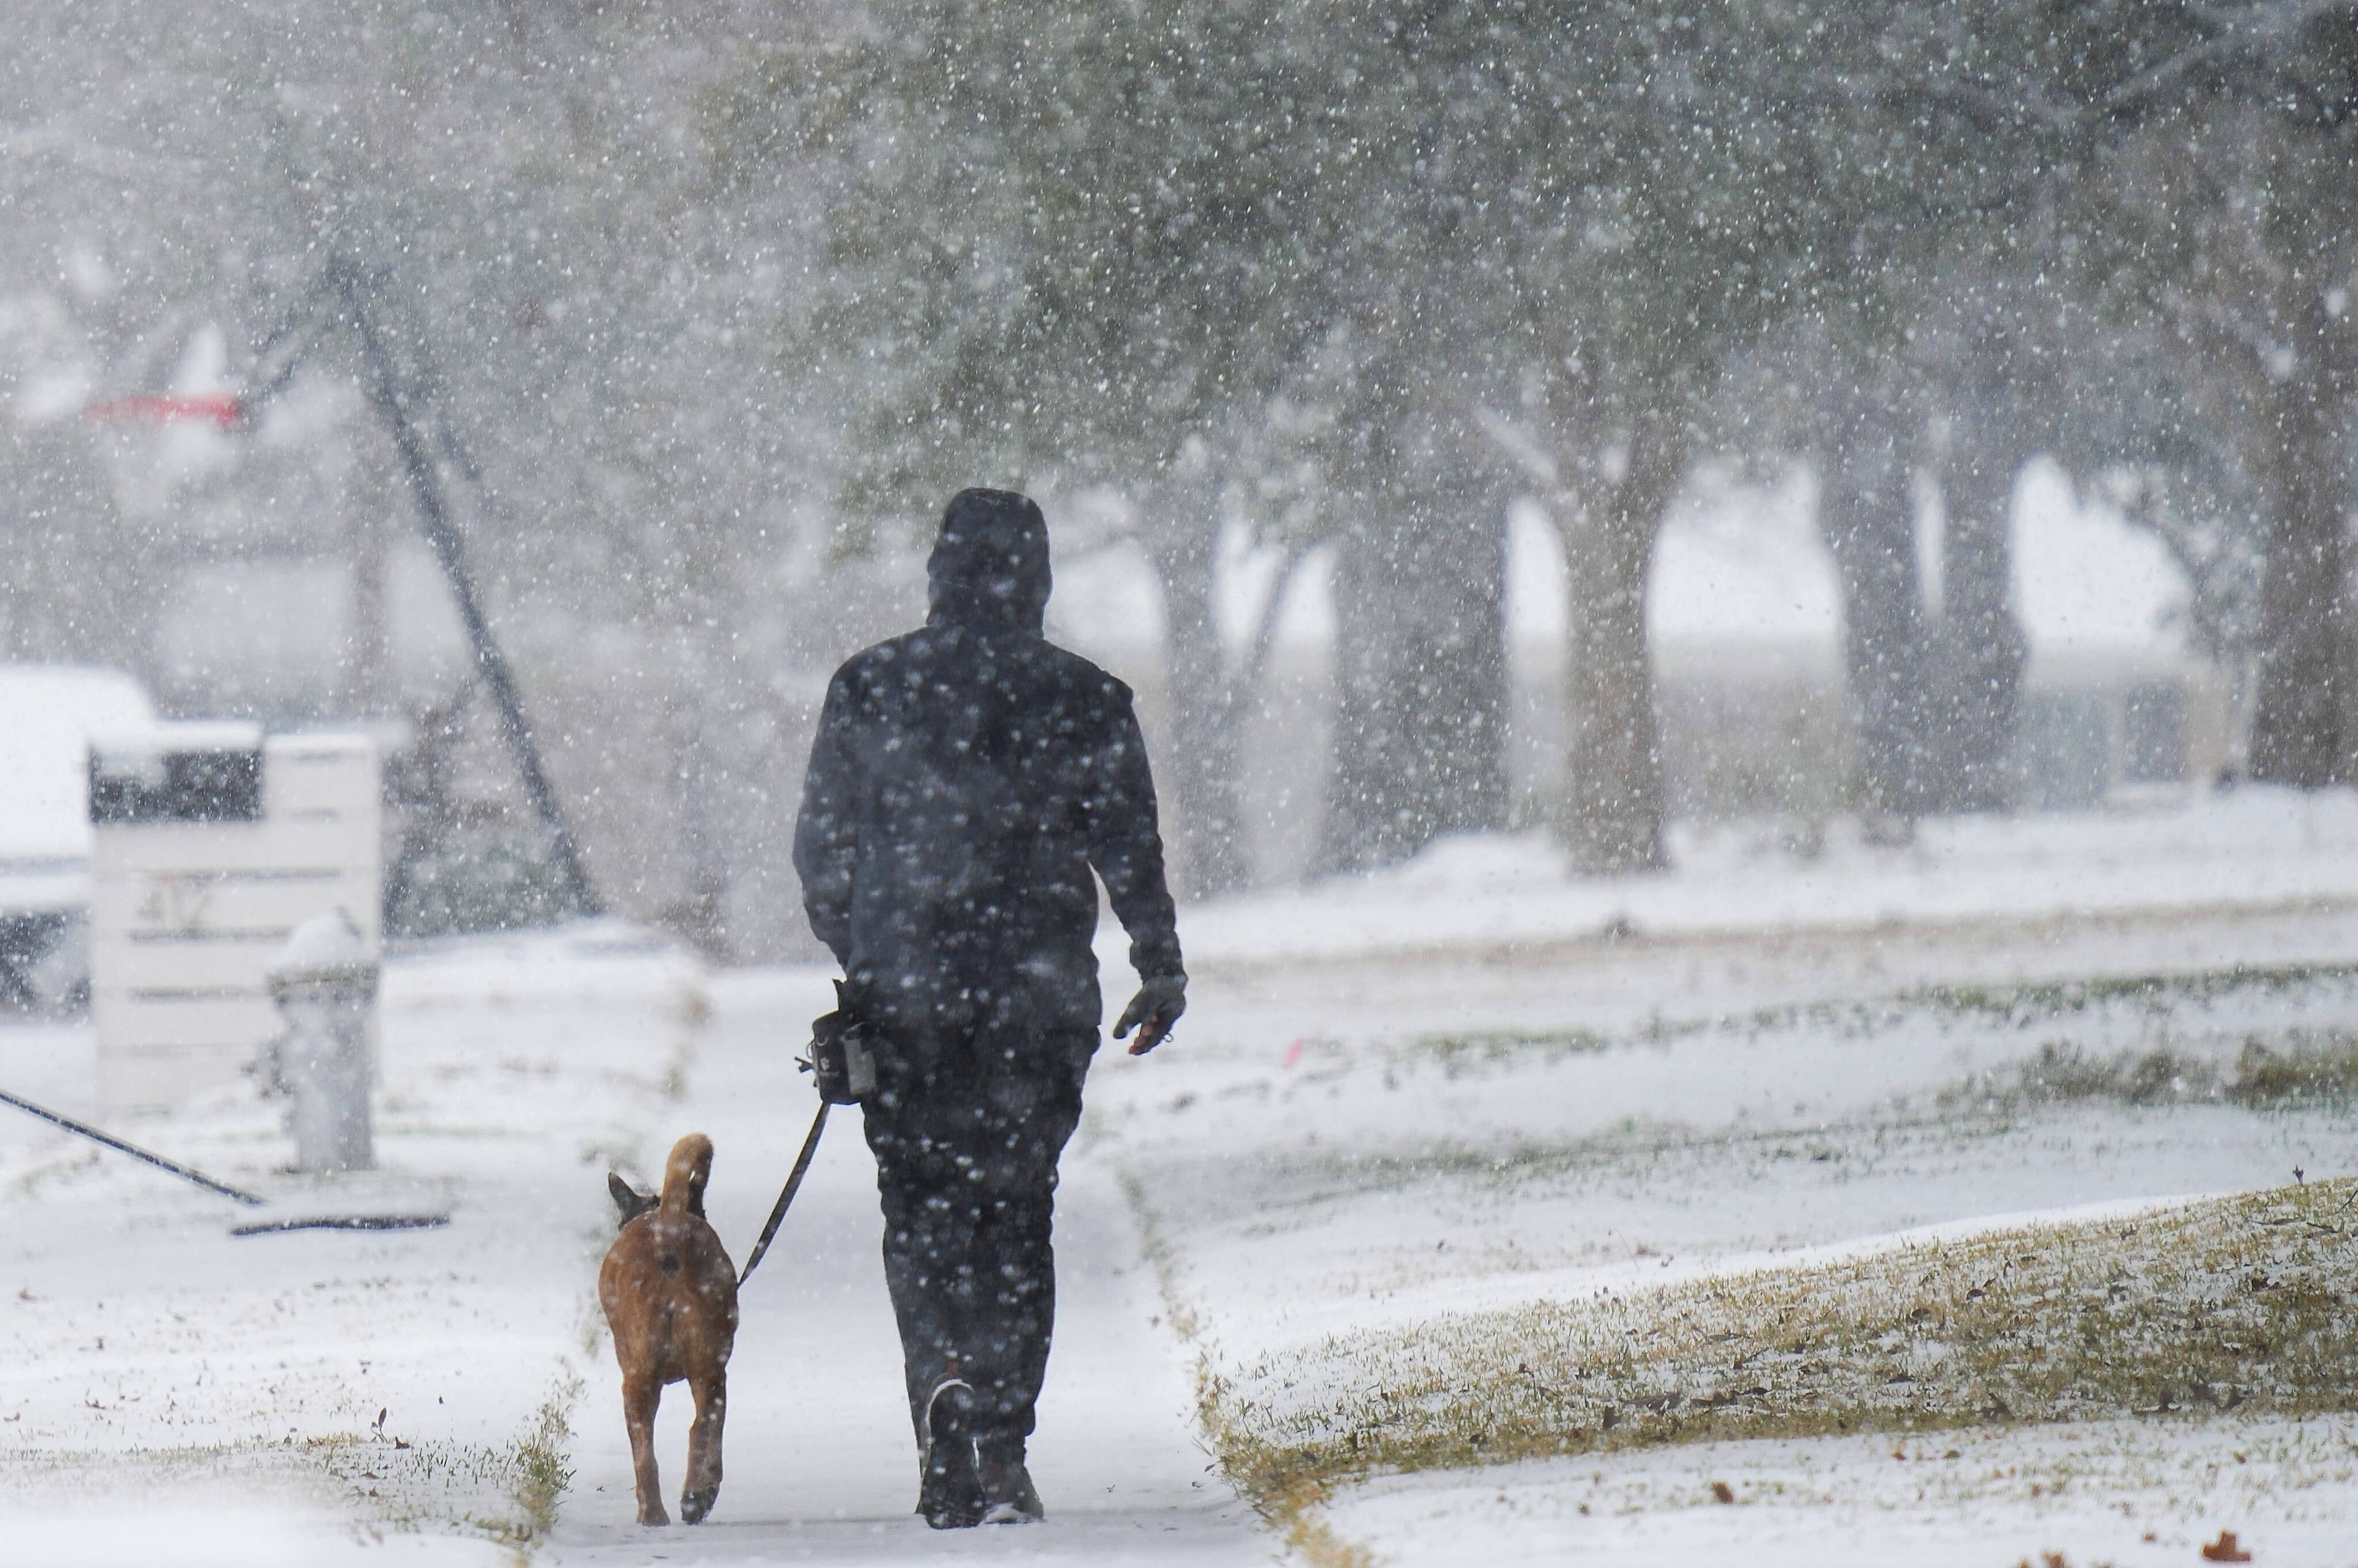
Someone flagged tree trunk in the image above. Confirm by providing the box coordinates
[665,692,729,960]
[1320,502,1408,874]
[1141,496,1252,896]
[1922,426,2029,813]
[2247,368,2352,787]
[1558,419,1683,873]
[1318,442,1510,874]
[1816,399,1930,821]
[346,481,394,718]
[1414,463,1511,839]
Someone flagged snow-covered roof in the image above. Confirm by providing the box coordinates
[0,665,154,867]
[89,719,264,761]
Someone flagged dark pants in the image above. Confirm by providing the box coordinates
[860,1028,1092,1461]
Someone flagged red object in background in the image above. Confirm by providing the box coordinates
[82,392,245,430]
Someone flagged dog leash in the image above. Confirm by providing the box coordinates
[0,1085,266,1206]
[738,1103,829,1287]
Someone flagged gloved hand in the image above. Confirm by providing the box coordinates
[1113,974,1187,1055]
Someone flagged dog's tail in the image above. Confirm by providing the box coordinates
[660,1132,714,1216]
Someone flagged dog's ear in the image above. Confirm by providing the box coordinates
[608,1171,656,1225]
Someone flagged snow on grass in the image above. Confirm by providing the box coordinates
[1945,1034,2358,1114]
[1106,959,2358,1346]
[1176,790,2358,974]
[1203,1178,2358,1503]
[1101,870,2358,1565]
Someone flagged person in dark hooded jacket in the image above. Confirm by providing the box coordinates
[793,488,1186,1529]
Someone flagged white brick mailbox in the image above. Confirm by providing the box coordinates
[89,726,381,1112]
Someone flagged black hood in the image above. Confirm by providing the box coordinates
[927,488,1052,634]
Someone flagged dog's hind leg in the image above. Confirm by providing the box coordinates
[681,1367,726,1525]
[624,1370,669,1526]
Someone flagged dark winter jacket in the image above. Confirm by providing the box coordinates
[792,489,1184,1060]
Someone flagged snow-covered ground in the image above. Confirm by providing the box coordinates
[1182,786,2358,976]
[9,789,2358,1565]
[1087,789,2358,1567]
[0,923,703,1560]
[0,926,1257,1565]
[1318,1415,2358,1567]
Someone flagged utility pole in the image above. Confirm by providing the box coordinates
[345,446,393,719]
[89,260,605,921]
[326,260,602,918]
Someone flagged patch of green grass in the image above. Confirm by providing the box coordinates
[2229,1034,2358,1106]
[1204,1179,2358,1505]
[1401,963,2358,1088]
[509,1377,579,1545]
[1940,1042,2219,1110]
[1906,964,2358,1023]
[1751,963,2358,1043]
[1403,1027,1612,1075]
[291,1372,582,1555]
[1942,1034,2358,1112]
[0,1419,584,1547]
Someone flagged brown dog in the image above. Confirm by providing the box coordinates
[600,1133,739,1525]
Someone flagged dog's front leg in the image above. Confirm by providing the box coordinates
[681,1368,726,1525]
[623,1371,669,1525]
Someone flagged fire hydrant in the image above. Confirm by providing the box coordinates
[266,909,379,1173]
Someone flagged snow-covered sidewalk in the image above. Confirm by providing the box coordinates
[544,966,1261,1565]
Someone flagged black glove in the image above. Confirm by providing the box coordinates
[801,979,879,1105]
[1113,974,1187,1055]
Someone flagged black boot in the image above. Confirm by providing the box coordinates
[917,1378,984,1529]
[979,1439,1044,1525]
